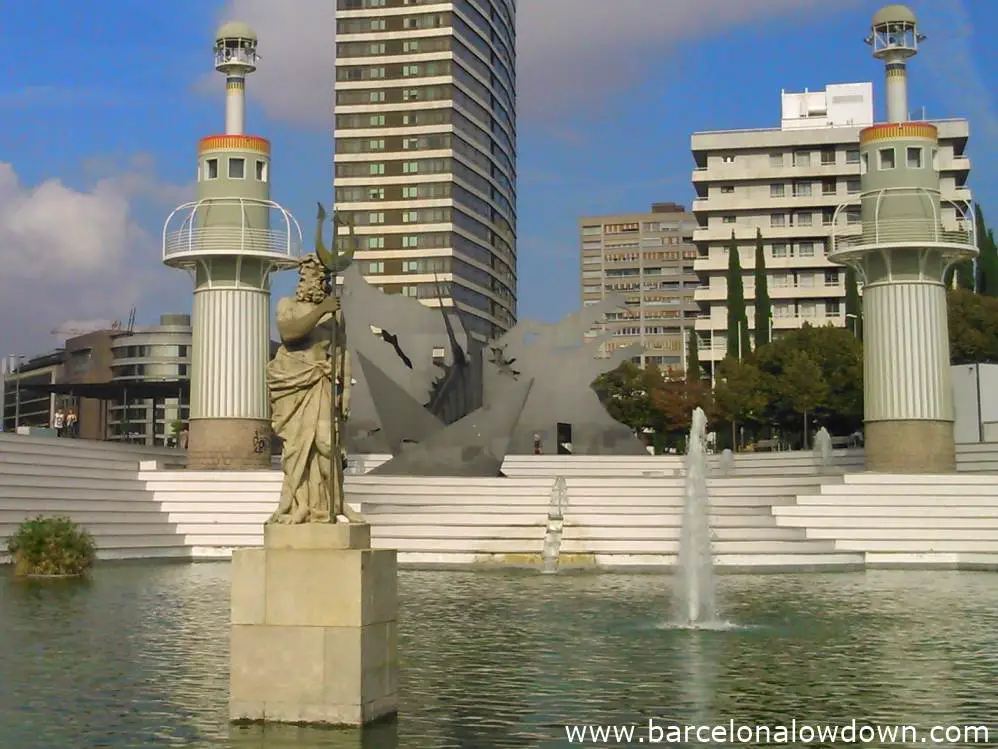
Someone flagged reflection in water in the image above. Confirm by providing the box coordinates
[2,566,998,747]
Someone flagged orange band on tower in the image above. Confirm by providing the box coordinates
[198,135,270,154]
[860,123,937,144]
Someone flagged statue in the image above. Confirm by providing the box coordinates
[266,205,362,524]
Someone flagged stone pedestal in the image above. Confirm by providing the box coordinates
[229,522,398,726]
[188,418,272,469]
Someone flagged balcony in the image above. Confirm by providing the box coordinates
[829,188,976,269]
[162,198,304,270]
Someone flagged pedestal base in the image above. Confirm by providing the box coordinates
[229,523,398,726]
[187,418,272,470]
[865,420,955,473]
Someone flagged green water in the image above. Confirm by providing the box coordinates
[1,564,997,748]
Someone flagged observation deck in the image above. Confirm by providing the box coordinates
[162,197,303,272]
[829,187,976,272]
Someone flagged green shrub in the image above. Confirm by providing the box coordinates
[6,516,97,577]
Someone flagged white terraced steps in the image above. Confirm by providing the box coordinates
[772,473,998,569]
[0,433,188,561]
[348,449,868,478]
[4,433,998,569]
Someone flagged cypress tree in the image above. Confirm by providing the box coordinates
[686,327,701,383]
[753,227,772,348]
[725,231,749,359]
[978,207,998,296]
[845,267,863,340]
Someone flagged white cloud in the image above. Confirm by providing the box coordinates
[0,158,193,354]
[210,0,861,125]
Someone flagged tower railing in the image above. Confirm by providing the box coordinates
[162,197,304,265]
[829,187,975,259]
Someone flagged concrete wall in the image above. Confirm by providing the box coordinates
[952,363,998,444]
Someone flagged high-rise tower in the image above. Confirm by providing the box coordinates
[333,0,517,343]
[163,21,303,469]
[830,5,976,472]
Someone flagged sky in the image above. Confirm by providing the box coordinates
[0,0,995,359]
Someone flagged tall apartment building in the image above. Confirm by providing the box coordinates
[333,0,517,342]
[579,203,699,370]
[691,83,971,365]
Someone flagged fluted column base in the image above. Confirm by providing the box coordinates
[187,418,271,470]
[864,420,955,473]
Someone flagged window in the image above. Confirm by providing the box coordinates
[205,158,218,180]
[368,212,385,225]
[798,241,815,257]
[800,302,817,318]
[774,303,793,318]
[367,261,385,274]
[369,163,385,175]
[402,286,419,297]
[369,139,385,151]
[721,155,735,164]
[402,186,418,199]
[826,300,841,316]
[846,207,861,224]
[846,178,861,194]
[402,161,419,174]
[796,213,813,227]
[793,182,812,197]
[771,214,787,228]
[824,269,840,286]
[369,90,385,103]
[932,149,939,169]
[907,147,923,169]
[793,151,811,167]
[822,208,835,225]
[722,215,736,224]
[861,153,869,174]
[720,185,734,194]
[402,210,420,223]
[368,187,385,200]
[369,114,385,126]
[770,184,785,198]
[402,236,419,248]
[402,64,420,77]
[771,243,788,258]
[821,149,836,165]
[366,236,384,249]
[770,153,784,167]
[772,274,790,287]
[798,273,815,288]
[402,260,421,272]
[846,149,860,164]
[255,160,268,182]
[879,148,896,170]
[822,179,836,196]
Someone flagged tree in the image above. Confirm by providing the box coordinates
[753,228,772,348]
[591,361,663,433]
[754,324,863,439]
[686,327,702,383]
[725,231,749,359]
[976,204,998,296]
[778,349,829,449]
[713,357,770,449]
[844,267,863,340]
[947,288,998,364]
[651,368,714,449]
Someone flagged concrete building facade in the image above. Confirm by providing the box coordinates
[579,203,699,370]
[333,0,517,342]
[1,315,193,445]
[690,82,971,364]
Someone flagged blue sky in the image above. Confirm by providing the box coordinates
[0,0,994,358]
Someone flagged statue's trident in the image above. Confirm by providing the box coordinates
[314,203,357,522]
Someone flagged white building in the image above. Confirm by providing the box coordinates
[690,83,972,365]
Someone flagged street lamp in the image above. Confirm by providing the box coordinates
[846,313,859,336]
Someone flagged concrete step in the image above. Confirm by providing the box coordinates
[807,527,998,541]
[149,492,280,503]
[835,539,998,552]
[0,453,140,470]
[796,495,998,506]
[559,539,840,554]
[372,526,547,540]
[351,495,797,508]
[0,510,166,524]
[0,523,178,538]
[95,547,192,561]
[562,527,806,542]
[0,476,146,491]
[158,502,277,514]
[772,505,998,518]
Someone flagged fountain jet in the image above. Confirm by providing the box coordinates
[674,407,718,626]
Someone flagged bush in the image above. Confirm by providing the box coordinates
[6,516,97,577]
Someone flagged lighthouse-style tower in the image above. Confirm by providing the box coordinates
[831,5,976,473]
[163,22,302,469]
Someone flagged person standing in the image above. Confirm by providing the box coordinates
[53,408,66,437]
[66,408,78,438]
